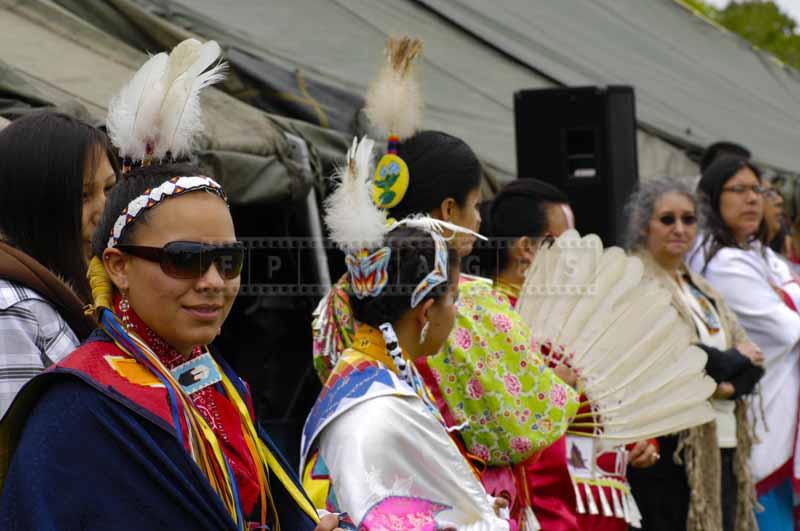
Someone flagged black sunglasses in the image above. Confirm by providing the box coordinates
[116,241,245,280]
[657,214,697,227]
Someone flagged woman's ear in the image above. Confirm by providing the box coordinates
[418,298,436,327]
[438,197,458,223]
[517,236,537,264]
[103,248,130,291]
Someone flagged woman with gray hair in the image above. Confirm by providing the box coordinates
[623,175,763,531]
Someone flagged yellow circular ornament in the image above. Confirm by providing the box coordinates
[372,153,409,209]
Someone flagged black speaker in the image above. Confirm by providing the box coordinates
[514,86,639,246]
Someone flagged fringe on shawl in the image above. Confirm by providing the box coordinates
[674,397,760,531]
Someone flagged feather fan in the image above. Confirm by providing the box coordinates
[324,136,388,252]
[365,36,423,140]
[516,229,716,450]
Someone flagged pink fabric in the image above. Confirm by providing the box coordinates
[358,496,449,530]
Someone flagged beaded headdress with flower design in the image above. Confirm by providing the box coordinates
[324,136,481,306]
[313,37,487,380]
[323,135,481,385]
[365,36,423,213]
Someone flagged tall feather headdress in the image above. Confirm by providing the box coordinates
[365,36,424,211]
[365,36,423,141]
[324,136,387,253]
[106,38,227,170]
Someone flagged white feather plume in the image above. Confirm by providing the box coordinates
[516,230,716,449]
[106,39,226,163]
[163,39,203,89]
[324,136,387,252]
[390,215,487,241]
[106,52,168,160]
[365,36,423,140]
[155,40,226,159]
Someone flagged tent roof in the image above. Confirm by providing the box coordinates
[117,0,556,182]
[0,0,354,206]
[129,0,800,175]
[418,0,800,174]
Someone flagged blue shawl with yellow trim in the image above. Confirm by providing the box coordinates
[0,333,317,531]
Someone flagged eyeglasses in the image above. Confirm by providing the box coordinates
[722,185,767,196]
[763,188,782,201]
[538,234,556,250]
[116,241,245,280]
[657,214,697,226]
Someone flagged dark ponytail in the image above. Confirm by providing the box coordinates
[386,131,482,220]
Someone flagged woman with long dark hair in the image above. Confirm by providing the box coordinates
[688,157,799,530]
[0,111,114,415]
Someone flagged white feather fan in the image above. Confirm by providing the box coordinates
[324,136,388,252]
[365,36,423,140]
[516,229,716,450]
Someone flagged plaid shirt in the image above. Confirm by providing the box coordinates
[0,279,78,417]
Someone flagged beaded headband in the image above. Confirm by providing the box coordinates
[409,231,448,308]
[107,175,226,248]
[344,227,451,306]
[346,246,392,299]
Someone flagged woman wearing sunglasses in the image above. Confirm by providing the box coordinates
[687,157,800,531]
[0,39,341,531]
[624,175,763,531]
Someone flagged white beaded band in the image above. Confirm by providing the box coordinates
[107,175,226,248]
